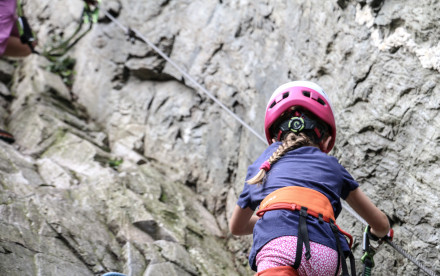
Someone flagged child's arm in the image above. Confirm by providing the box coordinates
[229,205,260,235]
[345,188,390,237]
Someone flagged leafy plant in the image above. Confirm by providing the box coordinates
[108,158,123,169]
[45,56,76,87]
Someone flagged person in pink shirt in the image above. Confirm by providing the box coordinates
[0,0,37,143]
[0,0,34,57]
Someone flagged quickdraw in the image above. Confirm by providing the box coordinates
[15,0,101,59]
[362,225,395,276]
[362,226,377,276]
[42,0,101,60]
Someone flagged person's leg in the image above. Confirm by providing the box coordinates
[256,236,338,276]
[3,36,32,57]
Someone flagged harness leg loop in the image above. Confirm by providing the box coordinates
[330,220,351,276]
[293,207,312,269]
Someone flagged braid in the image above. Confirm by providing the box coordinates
[247,132,315,185]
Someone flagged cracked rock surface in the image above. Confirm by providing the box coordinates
[1,0,440,275]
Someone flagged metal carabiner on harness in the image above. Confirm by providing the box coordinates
[361,226,379,276]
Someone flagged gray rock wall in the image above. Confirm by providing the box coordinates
[1,55,246,275]
[1,0,439,275]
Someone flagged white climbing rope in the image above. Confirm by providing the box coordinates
[103,11,267,145]
[125,240,133,276]
[101,9,438,276]
[341,202,437,276]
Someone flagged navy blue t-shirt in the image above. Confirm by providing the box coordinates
[237,143,359,271]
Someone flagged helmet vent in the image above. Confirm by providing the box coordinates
[302,90,326,106]
[269,92,290,109]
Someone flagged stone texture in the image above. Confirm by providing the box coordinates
[1,0,439,275]
[0,57,244,275]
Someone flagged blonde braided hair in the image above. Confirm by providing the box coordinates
[247,132,316,185]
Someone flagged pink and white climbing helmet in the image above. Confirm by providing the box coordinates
[264,81,336,152]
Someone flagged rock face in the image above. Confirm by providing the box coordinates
[0,55,245,275]
[1,0,439,275]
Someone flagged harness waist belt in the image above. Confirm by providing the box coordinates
[256,186,353,248]
[257,186,336,222]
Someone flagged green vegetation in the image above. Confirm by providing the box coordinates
[108,158,123,169]
[45,56,76,87]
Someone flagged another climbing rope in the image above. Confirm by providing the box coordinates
[385,239,438,276]
[42,0,101,60]
[342,202,437,276]
[100,8,438,276]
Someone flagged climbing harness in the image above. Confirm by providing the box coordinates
[99,8,438,276]
[0,129,15,144]
[16,0,38,54]
[256,186,356,276]
[42,0,101,60]
[255,265,298,276]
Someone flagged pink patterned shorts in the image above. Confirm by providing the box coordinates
[256,236,339,276]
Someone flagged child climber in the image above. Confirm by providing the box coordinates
[229,81,391,276]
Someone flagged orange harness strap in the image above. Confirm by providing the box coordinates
[257,186,335,221]
[255,266,299,276]
[256,186,353,248]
